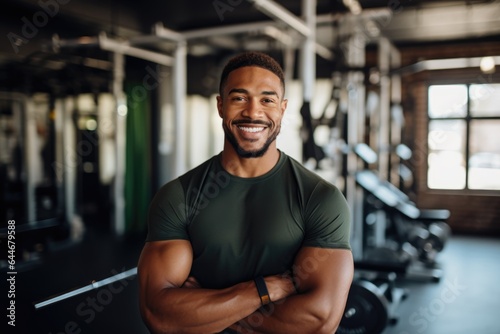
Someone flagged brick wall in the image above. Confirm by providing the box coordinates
[399,41,500,67]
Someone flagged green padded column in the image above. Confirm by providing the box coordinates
[124,82,151,234]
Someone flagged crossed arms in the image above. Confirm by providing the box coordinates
[138,239,353,334]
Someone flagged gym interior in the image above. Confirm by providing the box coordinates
[1,1,500,333]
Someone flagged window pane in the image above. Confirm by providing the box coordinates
[428,85,467,118]
[470,84,500,117]
[427,120,466,189]
[469,120,500,152]
[468,120,500,190]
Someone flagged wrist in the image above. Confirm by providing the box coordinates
[254,276,271,306]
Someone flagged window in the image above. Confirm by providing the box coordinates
[427,83,500,190]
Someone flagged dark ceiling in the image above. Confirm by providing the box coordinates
[1,0,499,95]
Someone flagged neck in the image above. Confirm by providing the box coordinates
[220,143,280,178]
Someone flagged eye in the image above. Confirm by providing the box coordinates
[231,96,246,102]
[262,98,275,104]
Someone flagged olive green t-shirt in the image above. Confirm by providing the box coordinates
[147,151,351,289]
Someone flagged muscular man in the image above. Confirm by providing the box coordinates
[138,51,353,334]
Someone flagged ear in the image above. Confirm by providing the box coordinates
[216,95,223,118]
[280,98,288,116]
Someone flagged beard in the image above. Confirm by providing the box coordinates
[223,120,281,158]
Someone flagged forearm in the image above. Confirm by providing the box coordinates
[232,291,339,334]
[233,249,354,334]
[143,280,261,334]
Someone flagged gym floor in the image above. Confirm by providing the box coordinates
[8,225,500,334]
[383,234,500,334]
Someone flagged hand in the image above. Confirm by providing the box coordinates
[265,271,297,302]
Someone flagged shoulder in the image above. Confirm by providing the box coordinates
[177,155,221,189]
[281,153,350,220]
[147,157,219,242]
[151,155,219,210]
[283,154,319,179]
[282,153,341,195]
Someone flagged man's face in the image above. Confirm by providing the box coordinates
[217,66,287,158]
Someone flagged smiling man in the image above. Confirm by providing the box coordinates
[138,51,353,334]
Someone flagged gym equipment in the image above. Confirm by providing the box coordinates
[301,101,326,165]
[338,280,388,334]
[356,169,450,222]
[337,272,407,334]
[404,221,451,264]
[0,93,71,271]
[355,168,451,281]
[34,267,137,309]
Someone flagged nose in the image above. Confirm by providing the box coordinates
[241,98,263,119]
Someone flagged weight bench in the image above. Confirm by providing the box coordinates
[355,169,450,222]
[354,169,451,282]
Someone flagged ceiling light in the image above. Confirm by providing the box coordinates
[480,56,495,74]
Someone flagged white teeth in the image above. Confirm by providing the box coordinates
[238,126,264,133]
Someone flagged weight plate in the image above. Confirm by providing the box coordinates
[337,280,389,334]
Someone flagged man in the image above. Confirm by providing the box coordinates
[138,51,353,334]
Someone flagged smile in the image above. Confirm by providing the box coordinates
[237,126,266,133]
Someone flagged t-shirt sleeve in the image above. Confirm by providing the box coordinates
[146,179,190,242]
[302,180,351,250]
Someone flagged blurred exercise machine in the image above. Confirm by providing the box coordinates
[0,93,71,271]
[354,146,451,281]
[338,272,408,334]
[297,16,412,334]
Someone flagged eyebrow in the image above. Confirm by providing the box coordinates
[228,88,280,98]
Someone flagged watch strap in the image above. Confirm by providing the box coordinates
[254,276,271,306]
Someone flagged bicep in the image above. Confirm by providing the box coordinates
[138,240,193,305]
[293,247,353,311]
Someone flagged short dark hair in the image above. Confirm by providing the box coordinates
[218,51,285,96]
